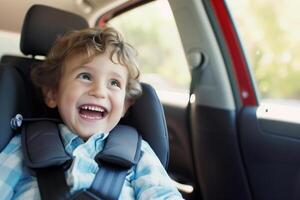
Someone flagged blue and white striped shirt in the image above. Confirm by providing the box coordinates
[0,124,183,200]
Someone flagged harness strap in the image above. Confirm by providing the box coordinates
[88,163,128,200]
[21,120,71,168]
[69,189,102,200]
[84,125,142,200]
[36,167,71,200]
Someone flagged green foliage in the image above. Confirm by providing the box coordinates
[228,0,300,100]
[110,1,190,91]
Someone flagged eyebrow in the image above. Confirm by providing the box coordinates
[70,64,127,80]
[109,70,128,83]
[69,64,90,74]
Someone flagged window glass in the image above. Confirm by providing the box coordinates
[108,1,190,104]
[226,0,300,102]
[0,30,20,58]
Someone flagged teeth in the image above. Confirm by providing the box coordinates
[81,105,104,112]
[81,114,101,120]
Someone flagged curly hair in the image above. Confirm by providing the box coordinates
[31,26,142,100]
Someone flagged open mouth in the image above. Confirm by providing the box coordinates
[78,104,108,120]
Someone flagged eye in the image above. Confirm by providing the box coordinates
[77,72,91,81]
[110,79,121,88]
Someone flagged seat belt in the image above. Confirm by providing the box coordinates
[88,163,128,200]
[16,115,142,200]
[70,164,129,200]
[70,125,142,200]
[88,125,142,200]
[36,167,71,200]
[20,119,74,200]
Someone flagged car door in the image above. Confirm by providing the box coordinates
[168,0,300,199]
[201,0,300,199]
[224,1,300,200]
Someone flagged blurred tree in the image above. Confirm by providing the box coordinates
[110,1,190,92]
[227,0,300,100]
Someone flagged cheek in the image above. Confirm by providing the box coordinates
[57,88,80,111]
[114,93,127,114]
[110,90,124,103]
[57,91,79,126]
[64,95,76,107]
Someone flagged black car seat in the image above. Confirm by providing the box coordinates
[0,4,169,168]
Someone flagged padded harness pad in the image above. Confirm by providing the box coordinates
[96,125,142,169]
[22,120,71,168]
[22,120,141,169]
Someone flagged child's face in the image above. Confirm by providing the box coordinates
[44,51,129,139]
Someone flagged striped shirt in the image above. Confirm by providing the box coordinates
[0,124,183,200]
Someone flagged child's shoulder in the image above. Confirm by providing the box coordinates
[139,139,162,167]
[140,139,153,153]
[0,134,23,174]
[1,134,22,155]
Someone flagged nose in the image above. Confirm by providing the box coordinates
[88,82,107,98]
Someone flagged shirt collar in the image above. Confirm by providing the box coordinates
[58,124,109,155]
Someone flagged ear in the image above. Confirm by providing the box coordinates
[122,98,134,117]
[42,87,58,108]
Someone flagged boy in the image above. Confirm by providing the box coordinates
[0,27,183,199]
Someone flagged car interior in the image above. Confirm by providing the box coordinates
[1,0,300,200]
[1,3,172,198]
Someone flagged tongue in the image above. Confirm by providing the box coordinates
[79,109,102,118]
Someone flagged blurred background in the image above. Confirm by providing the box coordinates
[227,0,300,102]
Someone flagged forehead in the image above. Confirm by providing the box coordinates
[62,50,129,76]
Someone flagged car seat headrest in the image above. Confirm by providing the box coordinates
[20,4,89,56]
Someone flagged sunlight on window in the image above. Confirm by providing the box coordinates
[109,1,190,105]
[226,0,300,101]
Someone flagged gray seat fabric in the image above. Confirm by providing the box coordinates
[0,64,26,151]
[21,4,89,56]
[0,4,169,166]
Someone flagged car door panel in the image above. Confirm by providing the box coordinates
[239,106,300,200]
[190,104,251,200]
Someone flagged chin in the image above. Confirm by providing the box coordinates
[78,133,92,139]
[82,129,105,136]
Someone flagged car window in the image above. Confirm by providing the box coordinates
[108,1,190,105]
[226,0,300,105]
[0,30,21,58]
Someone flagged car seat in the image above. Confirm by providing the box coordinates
[0,4,169,168]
